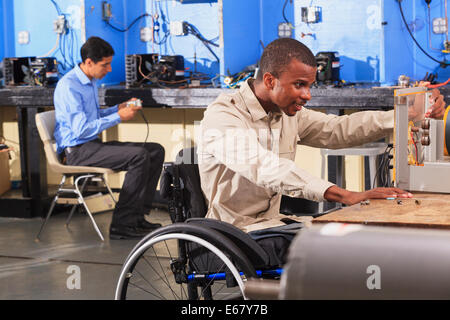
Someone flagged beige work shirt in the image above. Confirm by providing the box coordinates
[198,79,394,232]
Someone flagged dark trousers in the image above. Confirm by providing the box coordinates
[66,139,165,228]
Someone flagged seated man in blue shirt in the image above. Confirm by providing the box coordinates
[54,36,165,240]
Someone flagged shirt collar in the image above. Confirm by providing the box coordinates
[239,79,282,122]
[74,64,96,86]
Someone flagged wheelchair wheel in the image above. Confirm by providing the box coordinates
[115,232,256,300]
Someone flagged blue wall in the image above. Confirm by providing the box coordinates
[1,0,15,59]
[295,0,383,83]
[11,0,83,74]
[402,0,450,84]
[84,0,126,85]
[0,0,4,61]
[144,0,220,80]
[4,0,450,86]
[222,0,260,76]
[294,0,450,85]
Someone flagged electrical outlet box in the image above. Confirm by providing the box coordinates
[170,21,187,36]
[53,15,67,34]
[140,27,152,42]
[278,22,292,38]
[102,1,112,21]
[433,17,447,34]
[18,31,30,44]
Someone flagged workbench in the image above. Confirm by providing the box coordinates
[1,85,449,218]
[313,193,450,229]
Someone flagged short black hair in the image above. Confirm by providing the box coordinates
[257,38,316,81]
[80,36,115,63]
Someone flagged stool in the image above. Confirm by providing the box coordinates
[318,142,388,212]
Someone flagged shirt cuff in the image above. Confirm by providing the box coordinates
[303,179,335,202]
[107,111,121,125]
[381,109,394,130]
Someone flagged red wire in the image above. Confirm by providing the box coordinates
[426,77,450,88]
[410,131,419,165]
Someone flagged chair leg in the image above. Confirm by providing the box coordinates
[35,175,66,241]
[74,175,105,241]
[66,176,89,226]
[101,175,117,204]
[65,205,78,227]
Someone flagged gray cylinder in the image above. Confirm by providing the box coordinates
[280,223,450,299]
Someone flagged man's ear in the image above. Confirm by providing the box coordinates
[84,58,94,67]
[263,72,275,90]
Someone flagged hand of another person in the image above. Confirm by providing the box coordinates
[418,81,445,119]
[424,88,445,119]
[118,98,142,121]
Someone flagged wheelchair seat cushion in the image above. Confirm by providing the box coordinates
[248,223,304,266]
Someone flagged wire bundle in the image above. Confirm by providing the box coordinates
[373,144,394,188]
[48,0,78,71]
[184,22,219,63]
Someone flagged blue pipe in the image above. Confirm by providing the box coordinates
[187,268,283,282]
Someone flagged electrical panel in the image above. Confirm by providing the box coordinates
[102,1,112,21]
[3,57,58,86]
[125,54,185,88]
[53,15,67,34]
[170,21,188,36]
[301,6,322,24]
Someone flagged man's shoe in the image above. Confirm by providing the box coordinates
[109,225,148,240]
[137,220,162,232]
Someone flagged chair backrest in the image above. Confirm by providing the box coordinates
[35,111,114,175]
[175,147,207,219]
[35,110,65,172]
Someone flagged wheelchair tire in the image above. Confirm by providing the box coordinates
[115,230,256,300]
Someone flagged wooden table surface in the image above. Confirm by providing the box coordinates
[313,193,450,229]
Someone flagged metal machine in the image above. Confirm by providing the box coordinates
[393,87,450,192]
[125,53,185,88]
[3,56,58,87]
[315,51,340,84]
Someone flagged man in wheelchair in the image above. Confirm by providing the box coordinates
[197,38,445,263]
[115,38,445,300]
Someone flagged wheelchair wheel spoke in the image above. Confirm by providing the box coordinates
[128,275,166,300]
[199,262,225,299]
[147,251,178,297]
[134,267,165,298]
[141,255,182,300]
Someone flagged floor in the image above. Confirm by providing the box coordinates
[0,207,172,300]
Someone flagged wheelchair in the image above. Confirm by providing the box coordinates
[115,148,313,300]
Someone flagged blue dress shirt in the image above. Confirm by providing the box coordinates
[53,64,121,154]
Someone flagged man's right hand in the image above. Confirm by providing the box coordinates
[324,185,413,206]
[118,98,142,121]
